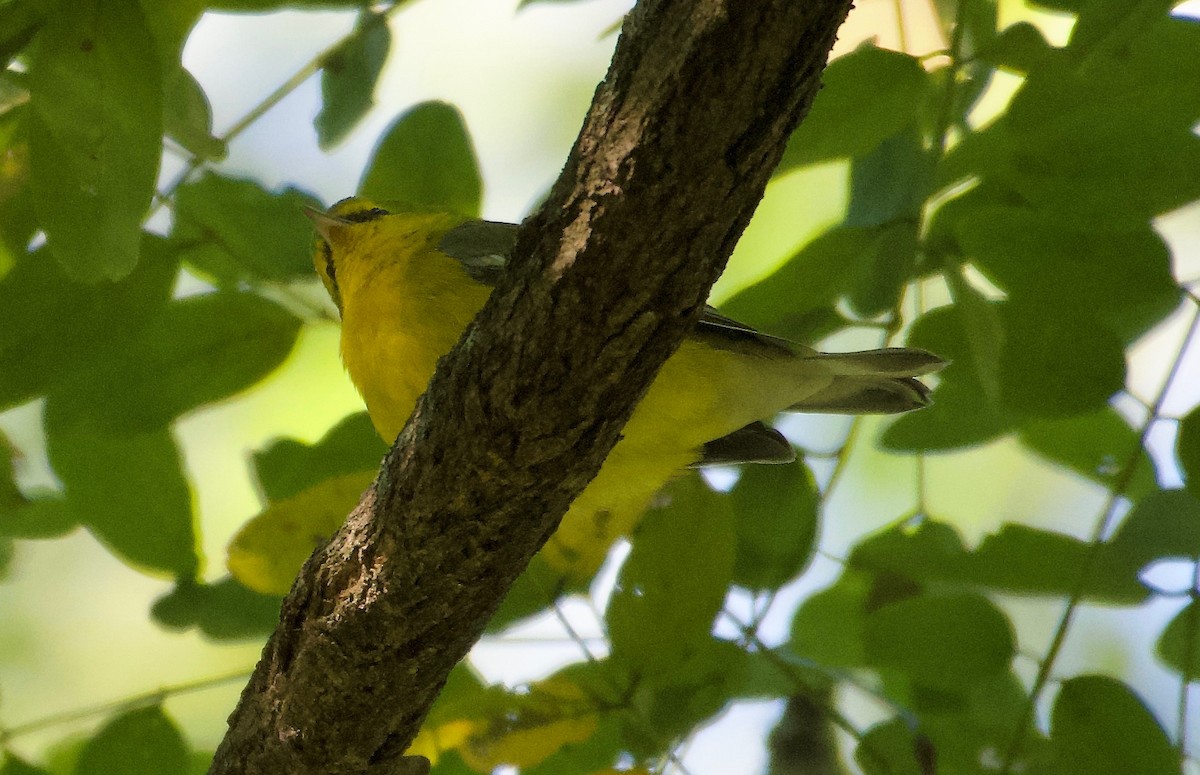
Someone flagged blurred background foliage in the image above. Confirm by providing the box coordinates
[1,0,1200,773]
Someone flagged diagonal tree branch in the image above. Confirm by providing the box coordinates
[209,0,854,772]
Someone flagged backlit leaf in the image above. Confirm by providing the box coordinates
[718,225,877,336]
[163,66,225,162]
[1020,409,1158,501]
[779,45,931,170]
[44,406,197,578]
[227,471,375,594]
[73,292,302,430]
[360,101,481,217]
[75,706,188,775]
[27,0,161,280]
[173,173,322,285]
[0,239,178,410]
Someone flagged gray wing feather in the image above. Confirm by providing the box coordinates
[437,220,518,286]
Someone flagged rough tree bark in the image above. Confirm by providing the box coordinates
[209,0,854,772]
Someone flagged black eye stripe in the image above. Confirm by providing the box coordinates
[342,206,389,224]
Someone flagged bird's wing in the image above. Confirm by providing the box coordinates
[436,219,518,286]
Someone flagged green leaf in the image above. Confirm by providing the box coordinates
[487,555,579,633]
[1020,409,1158,501]
[1048,676,1176,775]
[864,593,1014,690]
[253,412,387,502]
[843,130,927,316]
[778,45,931,170]
[730,459,819,590]
[0,495,78,539]
[881,305,1010,451]
[227,471,374,594]
[849,520,1148,603]
[172,173,323,285]
[27,0,162,281]
[0,431,20,512]
[977,21,1056,73]
[1108,489,1200,570]
[620,639,750,758]
[1,752,52,775]
[0,0,53,69]
[0,537,11,580]
[44,406,197,577]
[151,576,281,640]
[607,476,735,675]
[1178,406,1200,497]
[943,264,1003,405]
[789,572,871,667]
[69,292,301,431]
[74,706,189,775]
[939,15,1200,227]
[360,101,482,217]
[998,302,1126,419]
[0,238,179,411]
[315,11,391,150]
[856,719,929,775]
[1155,600,1200,679]
[718,225,876,337]
[163,66,226,162]
[956,206,1179,343]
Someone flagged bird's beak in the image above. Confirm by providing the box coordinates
[303,206,352,245]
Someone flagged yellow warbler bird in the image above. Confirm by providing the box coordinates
[309,198,943,577]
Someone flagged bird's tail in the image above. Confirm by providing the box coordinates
[787,347,946,414]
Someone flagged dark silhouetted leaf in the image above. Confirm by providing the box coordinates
[1155,599,1200,679]
[956,206,1179,343]
[881,305,1010,451]
[1178,405,1200,497]
[998,302,1125,418]
[1108,489,1200,570]
[152,576,282,640]
[252,412,386,502]
[864,593,1014,690]
[1048,676,1175,775]
[608,476,735,675]
[730,459,819,590]
[316,11,391,149]
[849,520,1148,603]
